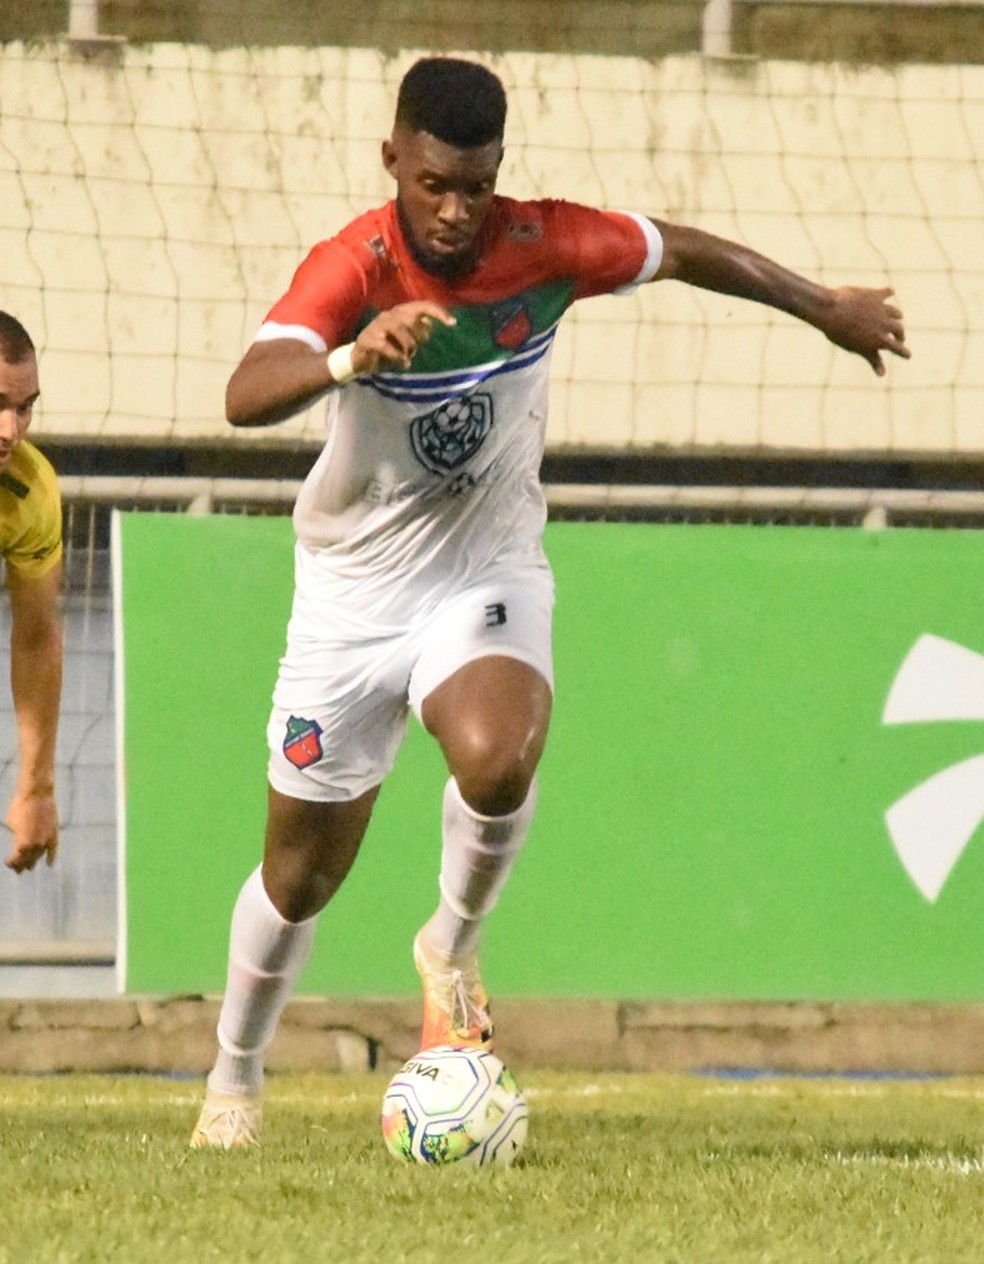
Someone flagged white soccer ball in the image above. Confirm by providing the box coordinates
[380,1046,528,1166]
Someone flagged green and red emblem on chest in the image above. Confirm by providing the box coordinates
[371,279,573,377]
[490,298,532,350]
[283,714,324,769]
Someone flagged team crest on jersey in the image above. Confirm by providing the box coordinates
[491,298,532,350]
[283,715,324,770]
[410,393,494,475]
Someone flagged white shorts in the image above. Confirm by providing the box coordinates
[267,547,555,802]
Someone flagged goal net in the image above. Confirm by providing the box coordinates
[1,40,980,458]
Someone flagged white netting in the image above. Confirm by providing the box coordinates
[0,40,981,454]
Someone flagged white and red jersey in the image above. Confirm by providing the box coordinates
[257,196,662,601]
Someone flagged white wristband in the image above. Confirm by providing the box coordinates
[327,342,359,385]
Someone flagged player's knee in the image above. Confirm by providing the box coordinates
[452,739,535,817]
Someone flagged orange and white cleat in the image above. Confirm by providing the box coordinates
[413,930,495,1053]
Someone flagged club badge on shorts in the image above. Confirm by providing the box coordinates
[283,714,324,769]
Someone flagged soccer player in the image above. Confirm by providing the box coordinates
[0,311,63,874]
[191,57,910,1147]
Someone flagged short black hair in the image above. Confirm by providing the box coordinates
[0,311,35,364]
[395,58,506,148]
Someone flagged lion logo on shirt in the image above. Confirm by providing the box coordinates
[410,392,493,475]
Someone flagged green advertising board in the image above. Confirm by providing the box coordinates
[116,513,984,1002]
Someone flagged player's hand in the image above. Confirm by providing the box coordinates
[353,301,456,373]
[820,286,911,376]
[4,790,59,873]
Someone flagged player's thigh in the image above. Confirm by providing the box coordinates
[268,626,413,802]
[269,544,419,801]
[411,568,555,809]
[408,564,555,721]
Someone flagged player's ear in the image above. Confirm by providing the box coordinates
[381,138,398,180]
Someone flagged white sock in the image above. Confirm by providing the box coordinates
[425,776,537,962]
[207,865,317,1096]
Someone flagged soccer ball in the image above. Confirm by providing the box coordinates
[381,1046,528,1166]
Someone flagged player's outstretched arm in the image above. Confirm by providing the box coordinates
[5,562,62,873]
[651,219,911,376]
[226,301,455,427]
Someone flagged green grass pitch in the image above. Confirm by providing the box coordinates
[2,1071,984,1262]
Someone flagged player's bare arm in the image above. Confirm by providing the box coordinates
[5,561,63,873]
[651,219,911,377]
[226,301,455,428]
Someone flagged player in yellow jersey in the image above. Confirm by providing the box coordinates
[0,311,63,874]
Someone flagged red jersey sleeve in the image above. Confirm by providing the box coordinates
[537,200,659,300]
[263,210,393,347]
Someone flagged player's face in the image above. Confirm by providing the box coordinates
[383,127,502,279]
[0,354,39,470]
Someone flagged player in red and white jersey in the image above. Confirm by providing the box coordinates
[192,57,910,1148]
[259,196,659,593]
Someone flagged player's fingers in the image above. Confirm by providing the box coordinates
[883,318,910,355]
[377,324,417,361]
[412,313,447,345]
[390,332,423,369]
[411,300,456,327]
[396,314,444,358]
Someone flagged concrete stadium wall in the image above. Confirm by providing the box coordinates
[5,997,984,1077]
[3,1,982,65]
[0,1,707,58]
[1,40,980,459]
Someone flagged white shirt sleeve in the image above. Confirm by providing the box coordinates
[254,321,328,352]
[612,212,663,293]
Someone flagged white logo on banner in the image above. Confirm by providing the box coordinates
[883,634,984,902]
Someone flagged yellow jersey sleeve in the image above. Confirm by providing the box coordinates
[0,440,63,580]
